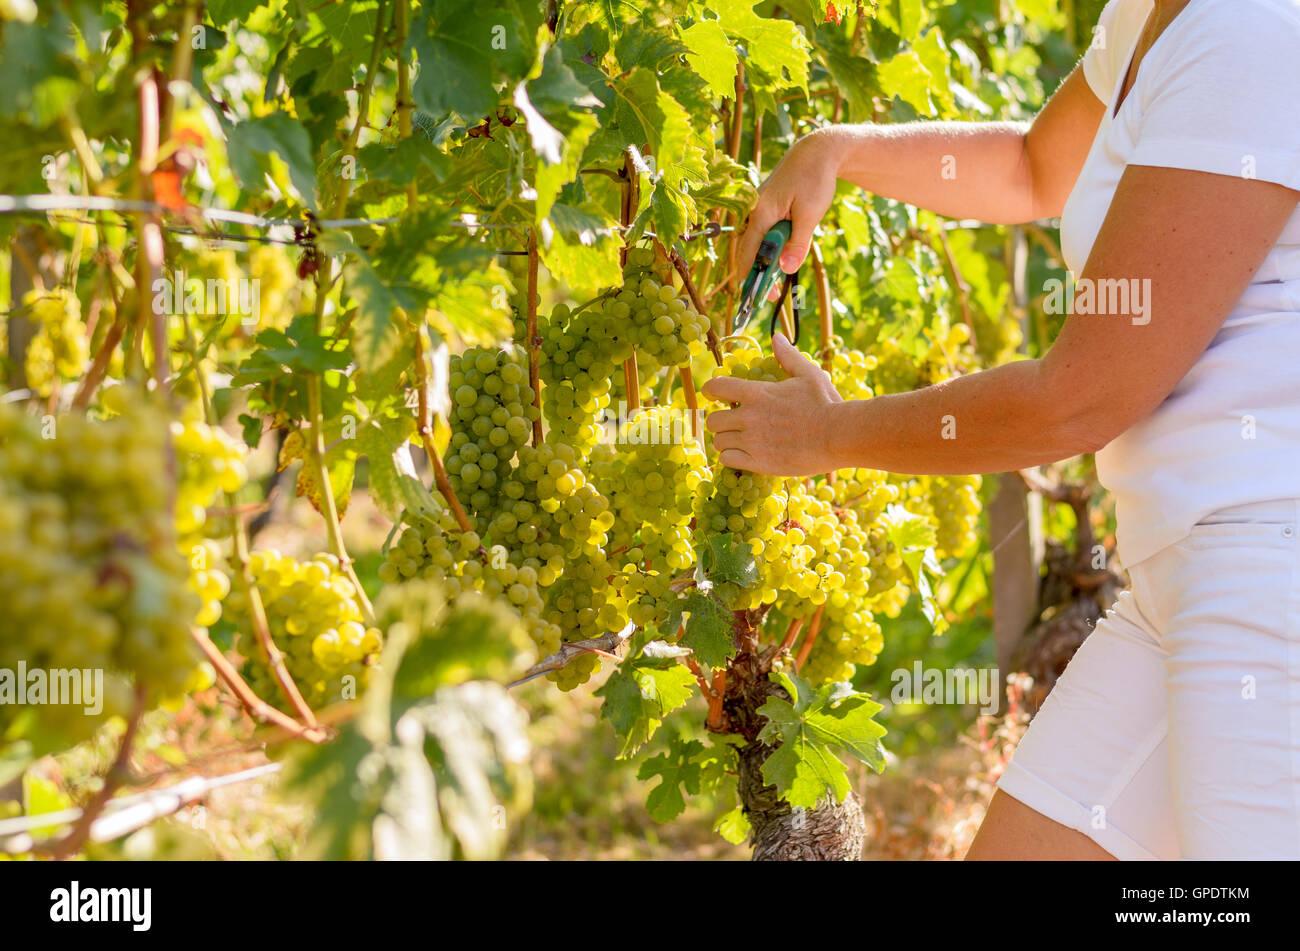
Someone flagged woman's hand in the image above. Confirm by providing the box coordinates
[736,128,846,281]
[700,334,845,476]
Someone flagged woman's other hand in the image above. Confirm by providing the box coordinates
[700,333,845,476]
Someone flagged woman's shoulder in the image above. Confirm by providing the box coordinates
[1171,0,1300,42]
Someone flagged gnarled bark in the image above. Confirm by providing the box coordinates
[717,624,867,861]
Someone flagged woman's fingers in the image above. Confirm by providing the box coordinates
[700,374,760,404]
[735,197,785,286]
[710,430,745,452]
[772,332,818,378]
[705,408,747,434]
[780,200,816,273]
[718,448,758,471]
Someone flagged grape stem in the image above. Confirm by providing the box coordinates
[233,503,322,726]
[191,629,330,742]
[525,228,543,446]
[934,227,977,348]
[304,372,376,628]
[43,684,146,860]
[707,668,727,730]
[71,303,128,410]
[393,0,416,209]
[809,243,837,483]
[683,652,716,700]
[809,243,835,370]
[665,244,724,367]
[794,604,825,673]
[410,318,476,534]
[508,624,636,688]
[679,365,700,438]
[330,0,389,222]
[779,614,805,653]
[620,151,642,407]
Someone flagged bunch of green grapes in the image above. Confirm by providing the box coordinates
[918,474,983,559]
[829,466,899,522]
[492,442,612,561]
[378,510,560,657]
[22,288,88,397]
[170,416,249,537]
[188,247,252,342]
[862,524,910,616]
[826,345,878,400]
[230,550,383,710]
[541,552,625,690]
[617,247,713,371]
[0,395,202,748]
[867,338,923,394]
[108,393,248,633]
[538,302,631,454]
[593,406,707,553]
[973,310,1024,365]
[445,346,537,524]
[798,615,885,686]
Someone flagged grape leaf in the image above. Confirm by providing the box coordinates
[875,49,934,114]
[757,671,887,809]
[595,656,696,758]
[407,0,543,122]
[663,588,735,669]
[709,0,811,92]
[713,805,751,844]
[355,413,433,524]
[679,19,739,98]
[702,532,759,588]
[226,113,318,209]
[207,0,266,26]
[636,739,705,822]
[280,421,357,518]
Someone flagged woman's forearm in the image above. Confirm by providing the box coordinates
[823,359,1104,475]
[818,121,1042,225]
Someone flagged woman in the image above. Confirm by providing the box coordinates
[703,0,1300,860]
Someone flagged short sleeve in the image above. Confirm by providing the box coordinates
[1080,0,1144,103]
[1129,0,1300,191]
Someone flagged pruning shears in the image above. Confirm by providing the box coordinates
[731,219,801,342]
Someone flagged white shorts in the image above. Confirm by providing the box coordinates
[997,499,1300,860]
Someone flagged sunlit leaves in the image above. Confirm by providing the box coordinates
[596,649,697,758]
[706,0,811,93]
[226,113,319,209]
[678,19,738,99]
[407,0,545,122]
[757,671,887,809]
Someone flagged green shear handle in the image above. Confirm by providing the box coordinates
[732,219,792,335]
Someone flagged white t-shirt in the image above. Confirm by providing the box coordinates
[1061,0,1300,566]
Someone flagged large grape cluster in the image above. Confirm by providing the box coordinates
[379,509,559,657]
[694,346,788,607]
[0,396,202,747]
[230,550,383,711]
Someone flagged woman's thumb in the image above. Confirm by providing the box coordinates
[773,333,816,378]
